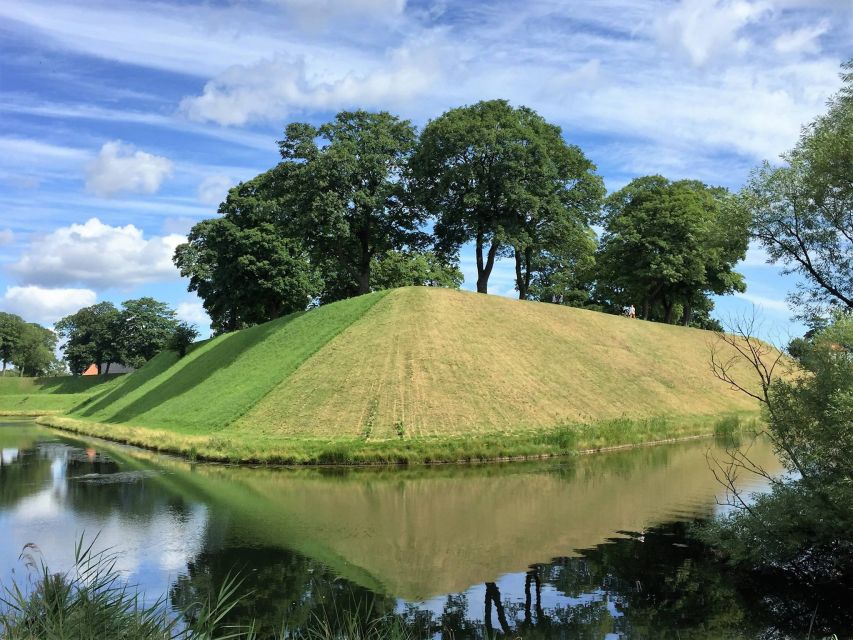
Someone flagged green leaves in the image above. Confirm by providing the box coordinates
[56,299,181,373]
[743,59,853,319]
[596,176,748,324]
[411,99,602,296]
[175,218,321,333]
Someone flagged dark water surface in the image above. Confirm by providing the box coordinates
[0,418,833,638]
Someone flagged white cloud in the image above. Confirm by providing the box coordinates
[773,20,829,55]
[265,0,406,26]
[740,242,776,267]
[86,141,173,198]
[0,229,13,245]
[11,218,184,289]
[1,286,97,325]
[197,175,233,205]
[181,43,442,126]
[176,300,210,327]
[734,291,790,313]
[656,0,771,66]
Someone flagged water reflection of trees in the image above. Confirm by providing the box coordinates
[0,446,52,507]
[170,543,397,637]
[391,522,768,639]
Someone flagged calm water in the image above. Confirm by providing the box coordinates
[0,418,838,638]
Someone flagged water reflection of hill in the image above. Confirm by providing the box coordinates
[141,436,782,600]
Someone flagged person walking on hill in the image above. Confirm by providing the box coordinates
[628,304,636,319]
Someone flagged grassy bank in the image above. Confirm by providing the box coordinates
[18,287,768,464]
[37,412,758,464]
[0,375,123,415]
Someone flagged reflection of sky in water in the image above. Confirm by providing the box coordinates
[1,426,786,636]
[0,443,208,601]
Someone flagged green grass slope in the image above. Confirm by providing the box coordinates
[41,287,764,463]
[0,375,123,414]
[70,291,388,432]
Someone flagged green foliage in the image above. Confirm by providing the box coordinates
[176,216,321,333]
[0,312,24,374]
[56,299,180,373]
[411,99,602,297]
[8,322,58,377]
[118,298,180,368]
[278,110,424,298]
[369,250,462,290]
[0,537,260,639]
[56,302,122,375]
[743,59,853,320]
[703,314,853,590]
[175,110,425,329]
[596,176,748,324]
[0,313,59,377]
[169,322,200,358]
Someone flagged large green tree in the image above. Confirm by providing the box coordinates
[742,60,853,321]
[55,302,122,375]
[0,312,24,375]
[595,176,749,324]
[277,110,425,298]
[116,297,180,368]
[411,100,602,296]
[175,217,321,333]
[10,322,58,377]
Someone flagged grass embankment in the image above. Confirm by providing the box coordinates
[0,375,123,415]
[36,287,764,464]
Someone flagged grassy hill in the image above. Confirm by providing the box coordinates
[38,287,763,463]
[0,375,123,414]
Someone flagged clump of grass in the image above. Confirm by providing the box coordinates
[713,415,741,439]
[0,536,246,640]
[361,399,378,441]
[0,537,421,640]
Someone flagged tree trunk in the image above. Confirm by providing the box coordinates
[96,361,102,375]
[513,247,533,300]
[104,361,111,375]
[663,298,675,324]
[485,582,511,635]
[514,249,526,300]
[642,299,650,320]
[681,303,693,326]
[475,231,499,294]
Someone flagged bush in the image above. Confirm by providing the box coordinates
[168,322,200,359]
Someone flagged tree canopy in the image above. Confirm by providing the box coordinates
[595,176,749,324]
[56,298,182,373]
[742,60,853,321]
[55,302,121,375]
[0,312,24,375]
[278,110,426,298]
[175,216,320,333]
[117,297,180,368]
[410,100,603,297]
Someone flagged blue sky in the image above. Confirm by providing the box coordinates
[0,0,850,342]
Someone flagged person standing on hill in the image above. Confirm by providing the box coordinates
[628,304,636,319]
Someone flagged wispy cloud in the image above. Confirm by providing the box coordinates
[734,291,790,313]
